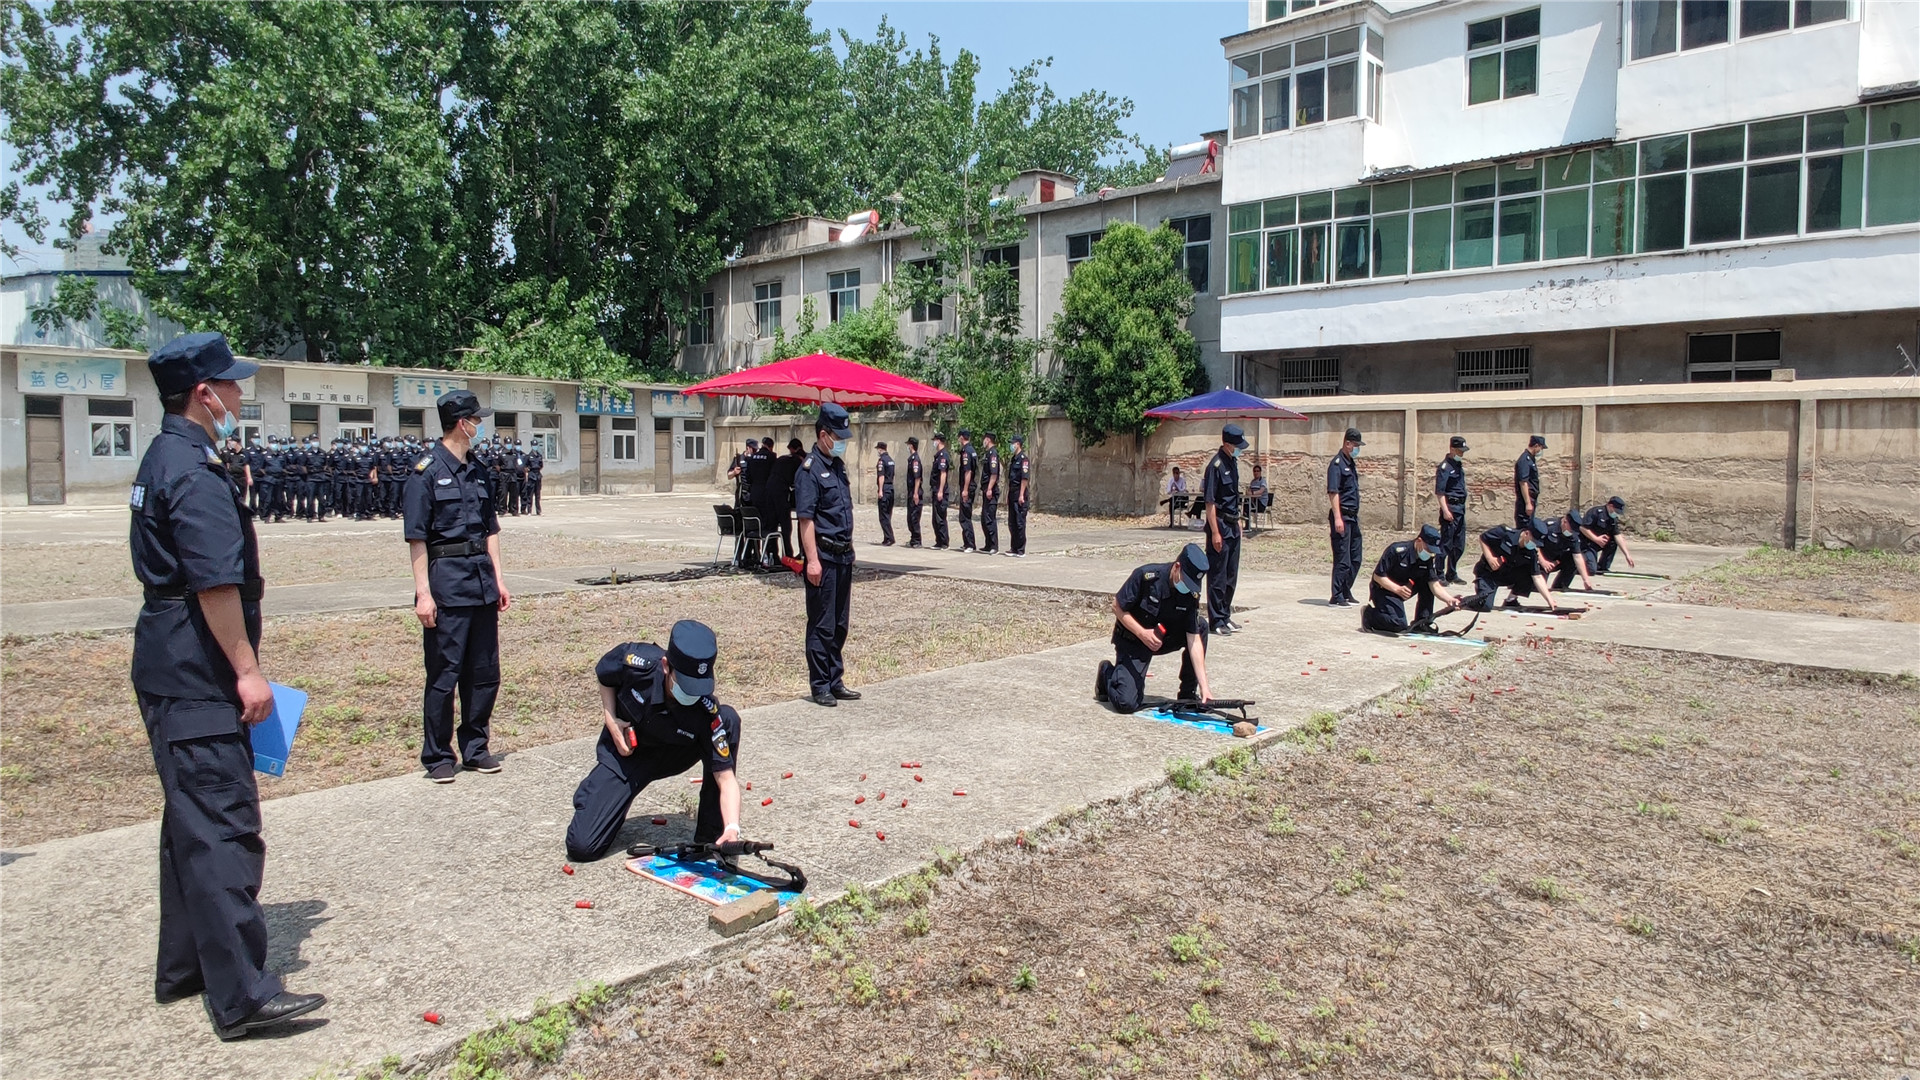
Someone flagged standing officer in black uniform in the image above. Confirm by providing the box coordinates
[956,429,978,552]
[130,332,326,1041]
[404,390,511,783]
[1095,542,1214,713]
[1203,424,1247,633]
[929,433,951,549]
[795,403,861,708]
[1006,434,1030,557]
[283,438,308,521]
[525,442,545,515]
[244,437,265,516]
[979,433,1002,554]
[904,437,924,548]
[1434,436,1469,585]
[1514,435,1545,528]
[875,441,896,546]
[385,439,408,519]
[564,620,745,861]
[352,439,376,520]
[258,438,284,523]
[1327,426,1364,606]
[222,436,251,509]
[1361,524,1462,634]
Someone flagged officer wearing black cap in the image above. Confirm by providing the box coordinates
[979,433,1001,554]
[1327,427,1364,606]
[1204,424,1247,633]
[930,433,952,549]
[565,620,745,861]
[795,402,861,707]
[1539,508,1597,593]
[956,429,978,552]
[1579,496,1636,574]
[905,436,924,548]
[403,389,510,782]
[1514,435,1546,528]
[1006,434,1030,557]
[1096,543,1214,713]
[1434,436,1469,584]
[130,332,326,1040]
[875,440,896,546]
[1463,516,1558,613]
[1362,524,1463,634]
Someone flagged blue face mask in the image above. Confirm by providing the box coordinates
[470,420,485,441]
[1416,548,1433,561]
[829,438,846,457]
[670,681,701,706]
[1524,539,1538,550]
[1173,577,1192,594]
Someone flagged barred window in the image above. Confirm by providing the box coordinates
[1281,356,1341,396]
[1456,346,1532,390]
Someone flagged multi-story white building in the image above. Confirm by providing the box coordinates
[1219,0,1919,396]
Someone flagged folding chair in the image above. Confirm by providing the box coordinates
[712,505,742,567]
[738,508,766,570]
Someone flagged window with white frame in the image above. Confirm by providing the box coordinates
[610,416,638,460]
[688,291,714,346]
[1280,356,1341,396]
[828,270,860,322]
[1467,9,1539,105]
[906,258,944,322]
[1631,0,1847,60]
[682,418,708,461]
[1738,0,1848,37]
[88,398,134,457]
[981,244,1020,316]
[1166,215,1212,293]
[239,402,262,446]
[1457,347,1532,391]
[1066,230,1105,274]
[1687,330,1781,381]
[532,413,559,459]
[753,281,782,337]
[1230,25,1383,141]
[1265,0,1331,20]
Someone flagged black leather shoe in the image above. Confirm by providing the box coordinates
[811,692,838,707]
[830,685,862,701]
[210,992,327,1041]
[1095,660,1112,702]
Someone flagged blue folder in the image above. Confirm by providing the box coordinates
[253,683,308,777]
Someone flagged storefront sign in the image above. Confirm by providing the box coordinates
[491,382,559,413]
[394,375,466,407]
[575,386,635,416]
[16,354,127,396]
[283,368,369,405]
[651,390,705,418]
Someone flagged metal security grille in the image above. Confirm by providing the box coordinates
[1281,356,1341,396]
[1456,346,1532,391]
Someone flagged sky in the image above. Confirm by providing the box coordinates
[2,1,1246,273]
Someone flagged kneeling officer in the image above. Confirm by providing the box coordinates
[566,621,744,862]
[1361,524,1463,634]
[1096,542,1214,713]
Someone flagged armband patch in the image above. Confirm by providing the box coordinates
[129,484,147,510]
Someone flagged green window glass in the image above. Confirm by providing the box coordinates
[1264,198,1297,227]
[1454,202,1495,268]
[1298,191,1333,222]
[1412,209,1452,273]
[1335,222,1371,280]
[1591,180,1635,257]
[1744,160,1800,238]
[1372,180,1412,212]
[1542,190,1589,259]
[1230,204,1262,233]
[1868,99,1920,145]
[1543,151,1592,189]
[1412,175,1453,207]
[1593,144,1638,181]
[1266,230,1298,288]
[1747,116,1803,159]
[1867,144,1920,226]
[1504,43,1538,98]
[1372,213,1409,276]
[1335,186,1371,218]
[1690,168,1744,244]
[1299,225,1329,283]
[1638,173,1687,251]
[1498,197,1540,263]
[1805,151,1863,232]
[1468,53,1501,105]
[1263,78,1291,133]
[1228,234,1261,292]
[1691,125,1746,168]
[1640,134,1689,174]
[1456,167,1496,202]
[1806,107,1864,151]
[1498,160,1540,195]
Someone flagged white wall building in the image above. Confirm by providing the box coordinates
[1219,0,1920,396]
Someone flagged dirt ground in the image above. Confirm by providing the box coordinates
[470,641,1919,1080]
[0,573,1109,846]
[1665,545,1920,623]
[1066,523,1333,577]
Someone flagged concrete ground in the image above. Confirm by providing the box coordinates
[0,496,1911,1080]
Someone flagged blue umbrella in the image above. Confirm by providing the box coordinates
[1144,387,1308,421]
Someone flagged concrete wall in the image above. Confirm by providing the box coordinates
[1615,15,1864,139]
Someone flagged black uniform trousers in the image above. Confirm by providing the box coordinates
[1104,626,1208,713]
[878,494,895,543]
[386,479,404,517]
[804,554,854,695]
[1440,502,1467,581]
[525,477,542,515]
[931,496,950,547]
[1590,537,1620,573]
[1513,498,1532,530]
[565,731,726,862]
[907,497,923,545]
[420,604,500,769]
[1207,530,1240,629]
[1467,558,1533,610]
[246,479,263,516]
[1329,511,1363,603]
[958,496,976,549]
[1551,549,1593,590]
[1007,499,1027,555]
[981,497,999,551]
[138,694,283,1027]
[1362,585,1436,633]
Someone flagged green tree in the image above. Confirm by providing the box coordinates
[768,291,909,373]
[26,274,147,350]
[1051,222,1208,446]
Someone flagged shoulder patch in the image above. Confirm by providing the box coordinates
[414,455,432,472]
[129,483,147,510]
[1142,570,1159,582]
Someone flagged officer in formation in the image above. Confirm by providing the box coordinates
[1514,434,1546,528]
[1005,434,1030,557]
[1433,436,1469,585]
[221,436,251,504]
[238,434,434,523]
[1203,424,1247,634]
[1095,542,1214,713]
[956,429,979,552]
[469,435,541,518]
[904,436,925,548]
[874,440,897,546]
[1361,524,1463,634]
[979,433,1002,554]
[403,390,511,783]
[1326,426,1364,606]
[564,620,744,862]
[1462,516,1559,613]
[130,332,326,1040]
[795,403,861,708]
[929,432,952,549]
[522,441,545,515]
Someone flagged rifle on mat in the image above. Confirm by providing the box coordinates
[1141,697,1258,724]
[625,839,808,893]
[1406,608,1483,639]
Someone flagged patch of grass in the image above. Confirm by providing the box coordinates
[902,910,931,938]
[771,988,798,1011]
[450,984,608,1080]
[846,965,878,1006]
[1352,746,1379,764]
[1187,1001,1218,1031]
[1635,800,1678,820]
[1012,965,1037,992]
[1467,781,1493,801]
[1113,1013,1152,1047]
[1211,746,1255,779]
[1267,804,1298,837]
[1332,871,1368,896]
[1166,926,1219,963]
[1284,710,1339,751]
[1624,914,1657,938]
[1900,936,1920,965]
[1528,877,1570,903]
[1248,1019,1282,1050]
[1167,758,1206,794]
[1651,528,1677,543]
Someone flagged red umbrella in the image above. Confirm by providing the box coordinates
[682,353,962,407]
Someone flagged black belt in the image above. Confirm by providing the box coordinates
[428,540,487,559]
[145,578,264,603]
[816,537,853,555]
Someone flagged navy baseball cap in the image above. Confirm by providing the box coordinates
[1526,515,1553,537]
[148,332,257,396]
[1449,436,1469,450]
[1177,542,1209,581]
[436,389,492,427]
[1222,423,1249,448]
[1418,523,1442,545]
[666,619,718,696]
[816,402,852,438]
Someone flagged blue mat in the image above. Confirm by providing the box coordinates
[1138,707,1267,737]
[626,855,802,910]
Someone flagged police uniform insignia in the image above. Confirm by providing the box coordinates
[129,483,147,510]
[206,446,222,465]
[1143,570,1158,581]
[698,661,709,676]
[414,455,432,472]
[436,477,453,486]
